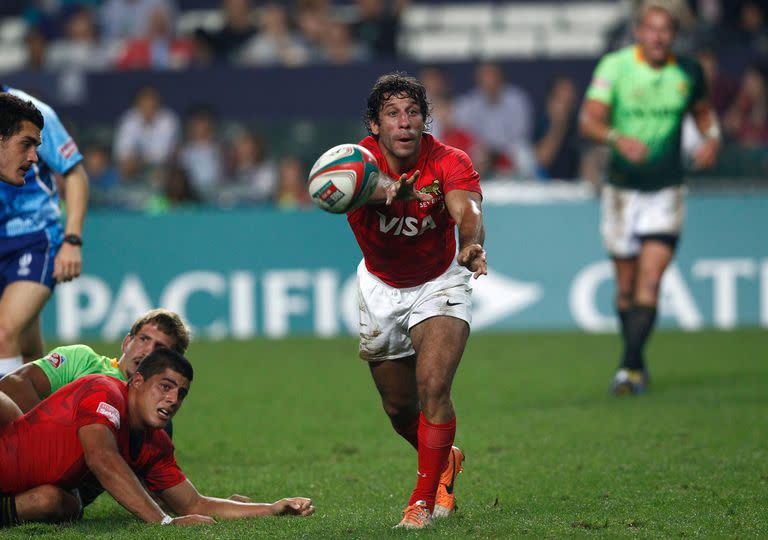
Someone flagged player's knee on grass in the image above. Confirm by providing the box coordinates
[17,485,82,523]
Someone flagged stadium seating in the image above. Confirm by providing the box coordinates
[399,1,625,59]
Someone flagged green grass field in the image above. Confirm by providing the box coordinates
[5,329,767,538]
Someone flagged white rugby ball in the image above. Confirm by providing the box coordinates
[307,144,380,213]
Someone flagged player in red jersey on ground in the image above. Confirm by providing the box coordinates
[0,348,314,527]
[347,72,487,529]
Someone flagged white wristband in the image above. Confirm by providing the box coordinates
[160,515,173,525]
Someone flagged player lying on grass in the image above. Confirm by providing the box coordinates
[0,309,255,510]
[0,308,189,419]
[0,348,315,527]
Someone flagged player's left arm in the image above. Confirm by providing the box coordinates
[446,189,487,279]
[158,479,315,519]
[54,162,89,282]
[689,98,721,170]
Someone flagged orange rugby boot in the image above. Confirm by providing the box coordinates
[433,446,465,519]
[393,500,433,529]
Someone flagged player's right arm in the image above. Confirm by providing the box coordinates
[78,424,215,525]
[55,162,88,283]
[579,55,648,164]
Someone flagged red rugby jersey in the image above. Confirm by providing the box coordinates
[347,134,481,288]
[0,374,185,494]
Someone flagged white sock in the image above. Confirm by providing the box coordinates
[0,356,23,377]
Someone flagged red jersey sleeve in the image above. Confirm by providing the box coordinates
[73,378,126,435]
[441,147,482,195]
[138,430,186,492]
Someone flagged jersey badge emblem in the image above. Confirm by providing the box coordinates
[97,402,121,429]
[58,139,78,159]
[45,352,66,368]
[418,179,442,197]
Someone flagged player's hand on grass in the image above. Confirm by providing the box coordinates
[615,136,648,163]
[53,243,82,282]
[458,243,487,279]
[272,497,315,517]
[170,514,217,525]
[228,494,252,503]
[385,170,431,205]
[693,138,719,169]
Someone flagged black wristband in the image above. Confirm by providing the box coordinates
[63,234,83,247]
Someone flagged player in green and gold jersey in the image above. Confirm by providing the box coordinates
[580,0,720,394]
[0,308,189,416]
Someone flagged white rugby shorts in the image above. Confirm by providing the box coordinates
[356,259,473,362]
[601,184,686,258]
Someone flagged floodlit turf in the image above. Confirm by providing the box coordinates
[4,329,767,538]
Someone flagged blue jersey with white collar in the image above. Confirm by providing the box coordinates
[0,86,83,239]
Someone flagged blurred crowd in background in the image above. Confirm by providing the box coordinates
[1,0,767,211]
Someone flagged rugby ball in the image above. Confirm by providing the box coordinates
[308,144,380,213]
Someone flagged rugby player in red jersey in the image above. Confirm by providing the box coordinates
[0,348,314,527]
[347,72,487,529]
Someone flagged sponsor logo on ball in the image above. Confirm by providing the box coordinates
[314,180,345,207]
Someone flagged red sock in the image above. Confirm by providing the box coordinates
[392,416,419,450]
[408,413,456,511]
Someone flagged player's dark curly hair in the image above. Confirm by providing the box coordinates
[0,93,44,140]
[365,72,431,136]
[136,347,194,383]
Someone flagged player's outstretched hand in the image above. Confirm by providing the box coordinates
[693,138,719,169]
[615,136,648,163]
[272,497,315,517]
[228,494,252,503]
[171,514,217,525]
[385,170,431,205]
[458,243,487,279]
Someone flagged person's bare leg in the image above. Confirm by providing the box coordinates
[19,316,45,365]
[0,282,50,376]
[369,356,419,449]
[622,240,675,371]
[395,316,467,513]
[15,485,81,523]
[612,256,638,362]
